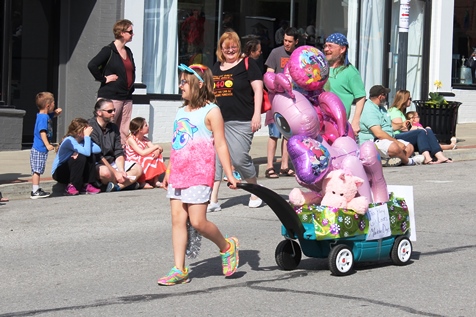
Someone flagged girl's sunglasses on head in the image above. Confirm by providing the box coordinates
[178,63,204,82]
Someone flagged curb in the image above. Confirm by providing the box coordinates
[1,147,470,202]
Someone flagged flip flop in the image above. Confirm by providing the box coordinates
[279,168,295,177]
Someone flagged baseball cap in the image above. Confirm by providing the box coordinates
[369,85,391,97]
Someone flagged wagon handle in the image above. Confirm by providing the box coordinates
[230,182,305,239]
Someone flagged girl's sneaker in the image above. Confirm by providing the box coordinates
[64,184,79,196]
[81,184,101,195]
[157,266,190,286]
[220,237,239,277]
[232,170,242,181]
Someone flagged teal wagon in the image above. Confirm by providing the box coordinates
[235,183,413,276]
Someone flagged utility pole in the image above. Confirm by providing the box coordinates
[396,0,410,90]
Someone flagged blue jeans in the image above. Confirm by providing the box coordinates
[395,128,442,156]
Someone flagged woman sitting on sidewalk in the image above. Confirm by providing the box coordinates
[388,89,453,164]
[51,118,102,195]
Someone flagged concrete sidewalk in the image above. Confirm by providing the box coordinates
[1,123,476,201]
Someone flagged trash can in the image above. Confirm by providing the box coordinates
[413,100,461,144]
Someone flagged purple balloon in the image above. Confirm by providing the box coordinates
[287,135,330,187]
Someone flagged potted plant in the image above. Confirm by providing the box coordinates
[412,80,461,144]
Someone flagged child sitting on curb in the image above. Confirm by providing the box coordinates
[406,111,457,150]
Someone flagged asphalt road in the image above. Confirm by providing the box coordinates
[1,161,475,317]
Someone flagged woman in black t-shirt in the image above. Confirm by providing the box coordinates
[207,31,263,212]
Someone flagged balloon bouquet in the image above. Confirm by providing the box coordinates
[263,46,388,208]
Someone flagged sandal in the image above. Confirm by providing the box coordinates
[140,183,154,189]
[279,168,295,177]
[0,192,8,202]
[265,168,279,179]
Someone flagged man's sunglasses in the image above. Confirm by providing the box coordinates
[101,108,116,114]
[178,64,205,82]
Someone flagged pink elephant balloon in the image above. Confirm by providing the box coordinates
[270,90,321,140]
[264,45,389,204]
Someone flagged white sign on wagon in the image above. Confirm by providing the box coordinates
[366,204,391,240]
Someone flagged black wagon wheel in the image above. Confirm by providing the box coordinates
[391,236,412,265]
[328,244,354,276]
[275,239,302,270]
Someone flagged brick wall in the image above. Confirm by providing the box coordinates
[449,89,476,123]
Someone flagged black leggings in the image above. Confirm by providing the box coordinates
[53,154,96,190]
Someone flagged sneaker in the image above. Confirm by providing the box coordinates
[64,183,79,196]
[382,157,402,167]
[220,237,239,277]
[412,155,425,165]
[106,182,120,192]
[207,202,222,212]
[248,195,262,208]
[30,188,51,199]
[157,266,190,286]
[223,171,242,182]
[80,184,101,195]
[232,170,242,181]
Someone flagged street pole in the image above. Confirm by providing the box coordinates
[396,0,410,90]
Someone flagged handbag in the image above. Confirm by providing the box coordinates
[244,57,272,113]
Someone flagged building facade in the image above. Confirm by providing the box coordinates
[0,0,474,146]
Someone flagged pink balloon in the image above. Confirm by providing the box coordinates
[359,141,389,203]
[271,91,320,139]
[287,46,329,91]
[318,92,350,140]
[287,135,330,192]
[263,72,276,92]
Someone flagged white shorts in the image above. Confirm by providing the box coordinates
[374,139,409,158]
[166,185,212,204]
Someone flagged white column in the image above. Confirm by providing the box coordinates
[429,0,454,92]
[124,0,145,86]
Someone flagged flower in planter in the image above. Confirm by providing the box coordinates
[427,80,448,106]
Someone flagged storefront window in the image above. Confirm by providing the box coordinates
[453,0,476,85]
[142,0,358,94]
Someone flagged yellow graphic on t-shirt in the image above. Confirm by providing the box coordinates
[213,74,234,98]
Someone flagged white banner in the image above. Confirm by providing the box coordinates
[399,0,411,32]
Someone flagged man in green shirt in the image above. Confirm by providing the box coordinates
[323,33,366,135]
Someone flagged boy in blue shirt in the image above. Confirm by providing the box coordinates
[30,92,62,199]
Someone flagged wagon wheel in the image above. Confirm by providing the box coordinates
[391,236,412,265]
[328,244,354,276]
[275,239,302,270]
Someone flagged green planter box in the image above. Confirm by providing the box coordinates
[412,100,461,144]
